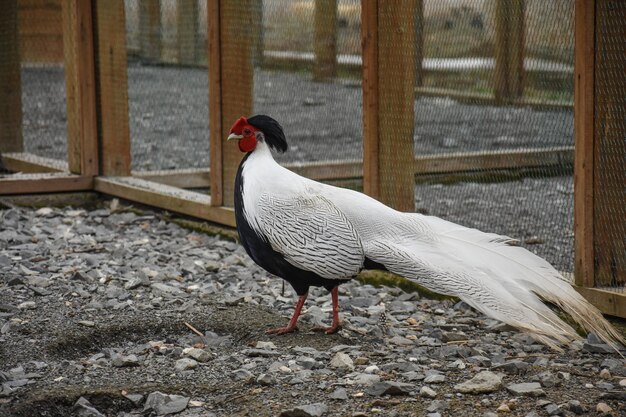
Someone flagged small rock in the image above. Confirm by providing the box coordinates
[78,320,95,327]
[122,393,144,406]
[454,371,502,394]
[143,391,190,416]
[492,360,529,374]
[506,382,545,397]
[595,402,612,414]
[366,381,413,396]
[565,400,585,415]
[256,341,277,350]
[279,403,328,417]
[232,368,255,382]
[389,335,414,346]
[73,397,105,417]
[354,357,369,366]
[599,368,611,380]
[175,358,198,371]
[330,352,354,370]
[111,354,140,368]
[496,402,510,413]
[619,379,626,387]
[17,301,36,310]
[330,387,348,400]
[420,386,437,398]
[544,403,561,416]
[183,347,212,362]
[424,374,445,384]
[254,373,273,387]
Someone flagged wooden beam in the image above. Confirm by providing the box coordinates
[62,0,99,176]
[177,0,198,65]
[2,152,67,173]
[132,168,211,188]
[573,0,595,288]
[494,0,525,103]
[139,0,161,62]
[593,0,626,288]
[129,146,574,190]
[94,176,236,227]
[0,173,93,195]
[414,0,424,87]
[362,0,416,212]
[575,287,626,319]
[314,0,337,80]
[94,0,131,176]
[0,0,23,153]
[208,0,253,207]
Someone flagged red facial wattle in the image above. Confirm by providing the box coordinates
[238,134,257,152]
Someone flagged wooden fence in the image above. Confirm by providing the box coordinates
[0,0,624,318]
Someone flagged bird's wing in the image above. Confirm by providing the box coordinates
[256,193,364,279]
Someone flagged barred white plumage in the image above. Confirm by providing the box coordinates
[228,115,625,351]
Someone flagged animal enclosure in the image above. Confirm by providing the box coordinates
[0,0,624,317]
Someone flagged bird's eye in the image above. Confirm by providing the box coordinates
[243,128,252,136]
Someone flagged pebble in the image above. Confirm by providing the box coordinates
[454,371,502,394]
[595,402,612,414]
[420,386,437,398]
[143,391,190,416]
[183,347,212,362]
[366,381,413,396]
[257,373,276,386]
[330,352,354,370]
[17,301,36,310]
[174,358,197,371]
[506,382,546,397]
[329,387,348,400]
[279,403,328,417]
[111,354,140,368]
[598,368,611,379]
[73,396,105,417]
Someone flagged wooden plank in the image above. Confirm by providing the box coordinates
[314,0,337,80]
[208,0,223,206]
[575,287,626,319]
[62,0,99,176]
[414,0,424,87]
[94,0,131,176]
[361,0,379,201]
[369,0,416,211]
[132,168,211,188]
[94,177,236,227]
[0,173,93,195]
[18,0,63,63]
[593,0,626,288]
[139,0,161,62]
[573,0,595,288]
[0,0,23,153]
[209,0,253,207]
[177,0,199,65]
[130,146,573,189]
[2,152,67,173]
[494,0,525,103]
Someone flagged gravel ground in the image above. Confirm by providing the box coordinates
[1,202,624,417]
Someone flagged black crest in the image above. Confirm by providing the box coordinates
[247,115,288,153]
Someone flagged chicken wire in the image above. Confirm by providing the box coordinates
[593,0,625,291]
[125,0,209,172]
[0,0,68,170]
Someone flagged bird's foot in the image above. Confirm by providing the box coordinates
[266,325,298,335]
[312,323,341,335]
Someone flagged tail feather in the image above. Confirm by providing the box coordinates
[366,214,625,352]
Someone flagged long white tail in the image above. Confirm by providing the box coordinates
[365,214,625,352]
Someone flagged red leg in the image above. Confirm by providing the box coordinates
[313,287,342,334]
[266,292,308,335]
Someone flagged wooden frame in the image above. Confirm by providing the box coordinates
[0,0,23,154]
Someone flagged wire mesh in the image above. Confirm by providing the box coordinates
[125,0,209,172]
[408,0,575,273]
[0,0,68,171]
[593,0,625,291]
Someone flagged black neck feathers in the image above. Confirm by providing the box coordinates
[247,115,288,153]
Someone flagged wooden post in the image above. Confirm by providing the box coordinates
[574,0,595,288]
[177,0,199,65]
[415,0,424,87]
[208,0,253,207]
[593,0,626,287]
[0,0,23,153]
[314,0,337,81]
[139,0,161,63]
[94,0,131,176]
[362,0,416,212]
[62,0,98,176]
[252,0,264,66]
[494,0,525,103]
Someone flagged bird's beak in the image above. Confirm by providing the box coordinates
[227,133,243,141]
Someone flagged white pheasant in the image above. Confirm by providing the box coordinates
[227,114,624,351]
